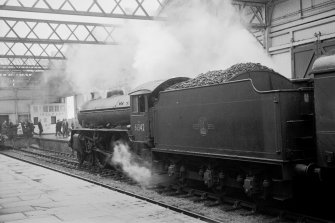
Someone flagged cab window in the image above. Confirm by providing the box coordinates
[132,95,146,113]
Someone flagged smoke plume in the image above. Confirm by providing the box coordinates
[112,142,151,185]
[43,0,279,95]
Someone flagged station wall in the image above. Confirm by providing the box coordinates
[269,0,335,78]
[30,103,67,134]
[0,88,60,125]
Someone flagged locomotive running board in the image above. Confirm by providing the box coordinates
[151,147,288,165]
[73,128,128,132]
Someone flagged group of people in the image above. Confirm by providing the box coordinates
[55,119,70,138]
[0,118,72,149]
[1,120,36,148]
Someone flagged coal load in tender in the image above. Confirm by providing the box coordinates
[169,63,275,90]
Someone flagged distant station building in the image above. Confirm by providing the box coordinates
[30,103,67,134]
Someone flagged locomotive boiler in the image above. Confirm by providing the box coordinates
[70,53,335,201]
[78,93,130,128]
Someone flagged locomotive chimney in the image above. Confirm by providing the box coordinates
[90,92,101,100]
[106,90,124,98]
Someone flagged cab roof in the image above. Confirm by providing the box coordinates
[311,52,335,74]
[129,77,190,96]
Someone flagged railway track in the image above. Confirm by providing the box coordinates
[4,146,133,182]
[152,184,333,223]
[0,146,333,223]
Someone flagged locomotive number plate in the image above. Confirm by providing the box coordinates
[134,123,145,132]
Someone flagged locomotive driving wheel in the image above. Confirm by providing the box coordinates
[95,152,108,169]
[76,151,84,166]
[77,137,94,167]
[86,153,95,167]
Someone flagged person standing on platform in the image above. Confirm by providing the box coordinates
[7,122,17,149]
[62,119,68,138]
[17,123,23,136]
[25,121,34,148]
[22,122,28,148]
[1,120,8,137]
[56,120,61,137]
[69,122,74,136]
[55,120,58,136]
[58,120,62,136]
[38,120,43,137]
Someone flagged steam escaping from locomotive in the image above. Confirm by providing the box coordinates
[43,0,280,96]
[111,142,151,186]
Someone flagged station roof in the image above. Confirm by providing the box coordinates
[129,77,190,96]
[0,0,272,92]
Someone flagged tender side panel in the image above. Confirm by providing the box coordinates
[154,80,312,164]
[154,81,282,162]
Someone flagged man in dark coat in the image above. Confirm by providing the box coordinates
[1,120,8,146]
[1,120,8,136]
[7,122,17,149]
[23,121,34,148]
[56,120,62,137]
[55,120,58,136]
[62,119,69,138]
[38,120,43,136]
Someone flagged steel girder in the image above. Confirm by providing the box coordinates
[0,41,65,60]
[0,57,50,71]
[0,0,270,87]
[0,0,170,87]
[232,0,267,29]
[232,0,271,48]
[0,70,43,88]
[0,0,169,20]
[0,16,118,86]
[0,17,119,66]
[0,17,118,45]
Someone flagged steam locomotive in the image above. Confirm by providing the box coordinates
[70,53,335,200]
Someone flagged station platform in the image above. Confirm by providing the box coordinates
[31,135,72,154]
[0,154,204,223]
[4,134,73,154]
[33,134,70,142]
[2,134,72,154]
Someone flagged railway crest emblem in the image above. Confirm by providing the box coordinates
[192,117,215,136]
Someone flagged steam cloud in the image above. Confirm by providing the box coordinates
[112,142,151,185]
[42,0,280,96]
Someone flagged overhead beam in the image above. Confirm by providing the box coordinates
[232,0,271,48]
[0,65,48,71]
[232,1,267,29]
[0,16,118,76]
[0,41,65,61]
[0,0,171,87]
[0,0,169,20]
[0,55,65,60]
[0,17,118,45]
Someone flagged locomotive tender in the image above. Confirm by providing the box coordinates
[70,53,335,200]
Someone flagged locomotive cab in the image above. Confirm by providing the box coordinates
[311,52,335,169]
[129,77,190,145]
[129,93,151,144]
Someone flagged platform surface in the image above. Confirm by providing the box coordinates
[0,155,204,223]
[33,134,70,142]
